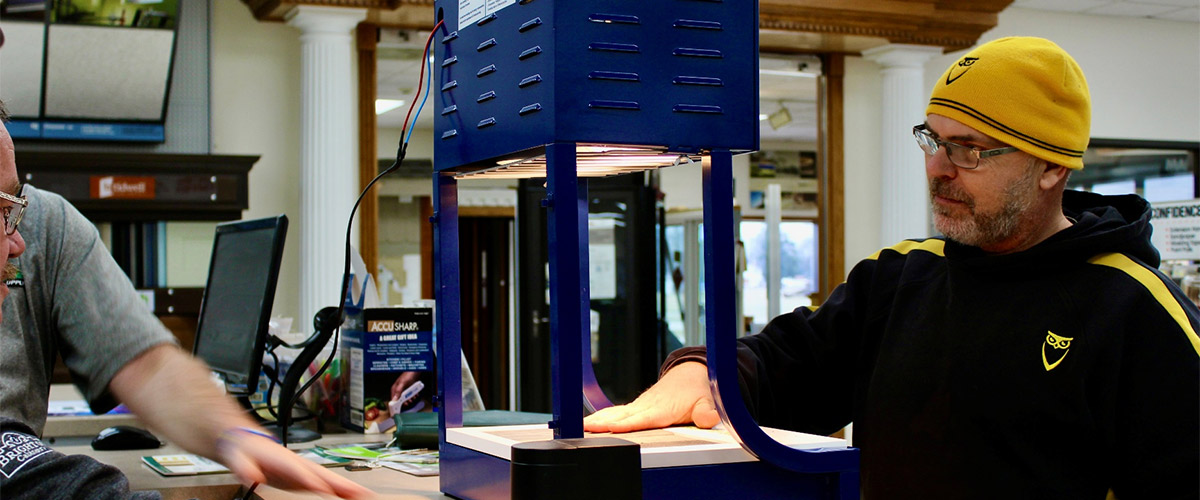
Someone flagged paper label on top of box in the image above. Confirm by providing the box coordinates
[364,330,433,372]
[458,0,515,31]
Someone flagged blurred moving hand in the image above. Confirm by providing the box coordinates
[218,430,373,499]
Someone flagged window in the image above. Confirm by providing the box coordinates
[740,220,818,331]
[1067,140,1197,202]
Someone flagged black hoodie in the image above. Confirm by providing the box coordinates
[672,190,1199,499]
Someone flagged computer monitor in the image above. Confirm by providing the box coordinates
[192,215,288,395]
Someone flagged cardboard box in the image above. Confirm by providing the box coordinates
[339,307,436,433]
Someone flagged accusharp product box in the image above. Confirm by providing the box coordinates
[340,307,437,433]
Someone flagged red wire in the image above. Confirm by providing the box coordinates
[401,19,446,140]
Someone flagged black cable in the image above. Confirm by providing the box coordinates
[263,351,281,420]
[277,22,442,446]
[269,335,310,350]
[240,482,259,500]
[256,347,314,424]
[284,144,408,422]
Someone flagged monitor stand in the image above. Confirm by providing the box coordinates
[236,395,323,444]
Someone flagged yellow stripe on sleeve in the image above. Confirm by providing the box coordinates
[1087,252,1200,356]
[866,239,947,261]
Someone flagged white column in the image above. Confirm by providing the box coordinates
[286,6,366,328]
[862,44,941,246]
[765,184,782,319]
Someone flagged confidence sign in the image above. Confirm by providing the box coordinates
[1150,199,1200,261]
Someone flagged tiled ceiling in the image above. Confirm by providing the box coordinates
[1013,0,1199,22]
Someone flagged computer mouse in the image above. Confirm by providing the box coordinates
[91,425,163,451]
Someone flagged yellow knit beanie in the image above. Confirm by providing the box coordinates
[926,37,1091,169]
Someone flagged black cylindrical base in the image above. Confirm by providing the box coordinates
[511,437,641,500]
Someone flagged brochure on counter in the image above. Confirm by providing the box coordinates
[310,445,439,476]
[141,454,230,476]
[143,444,438,477]
[142,448,353,476]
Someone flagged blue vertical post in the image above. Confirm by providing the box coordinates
[579,177,613,413]
[433,172,463,452]
[546,142,585,439]
[701,150,741,432]
[703,150,861,482]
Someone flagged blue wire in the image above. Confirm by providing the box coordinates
[405,53,434,145]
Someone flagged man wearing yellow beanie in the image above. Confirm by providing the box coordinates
[587,37,1199,498]
[920,36,1089,254]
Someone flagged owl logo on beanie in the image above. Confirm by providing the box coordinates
[945,57,979,85]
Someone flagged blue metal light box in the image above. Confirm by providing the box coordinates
[432,0,758,175]
[430,1,859,498]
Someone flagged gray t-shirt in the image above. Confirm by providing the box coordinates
[0,185,176,435]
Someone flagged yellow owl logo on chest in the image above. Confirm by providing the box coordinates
[1042,331,1073,371]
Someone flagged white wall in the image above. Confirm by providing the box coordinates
[927,8,1200,143]
[211,0,303,320]
[378,125,434,161]
[843,8,1200,273]
[658,154,753,212]
[843,55,885,272]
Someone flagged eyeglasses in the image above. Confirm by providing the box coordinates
[913,124,1020,169]
[0,186,28,236]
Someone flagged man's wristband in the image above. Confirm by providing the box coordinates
[221,426,282,445]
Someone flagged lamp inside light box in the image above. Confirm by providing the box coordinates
[452,144,702,180]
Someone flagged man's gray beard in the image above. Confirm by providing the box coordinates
[931,164,1041,248]
[3,261,19,281]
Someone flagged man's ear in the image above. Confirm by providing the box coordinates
[1039,161,1071,191]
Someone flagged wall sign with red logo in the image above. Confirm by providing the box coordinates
[89,176,156,200]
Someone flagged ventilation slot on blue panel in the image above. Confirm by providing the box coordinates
[673,19,722,30]
[441,129,458,140]
[589,100,640,110]
[477,38,498,51]
[519,74,543,88]
[476,13,497,26]
[519,46,542,60]
[519,103,542,116]
[477,91,497,103]
[589,13,640,25]
[441,56,458,68]
[442,80,458,92]
[589,42,640,53]
[477,117,497,129]
[519,17,542,32]
[441,105,458,116]
[477,64,497,77]
[674,76,724,86]
[673,104,723,114]
[442,31,458,44]
[588,71,639,82]
[673,47,723,58]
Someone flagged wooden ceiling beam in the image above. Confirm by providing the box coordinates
[240,0,1010,53]
[759,0,1010,52]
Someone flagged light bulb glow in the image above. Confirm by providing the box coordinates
[456,144,702,179]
